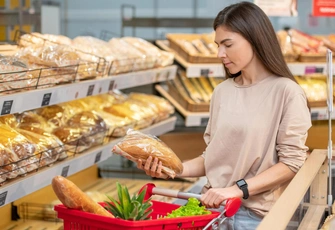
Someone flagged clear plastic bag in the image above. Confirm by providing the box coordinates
[16,128,67,166]
[52,111,108,153]
[0,124,38,175]
[129,93,175,123]
[112,129,183,178]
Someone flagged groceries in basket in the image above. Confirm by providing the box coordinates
[105,182,153,221]
[112,129,183,179]
[51,175,114,217]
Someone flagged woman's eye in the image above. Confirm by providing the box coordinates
[225,44,232,48]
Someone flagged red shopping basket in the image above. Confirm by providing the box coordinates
[54,200,220,230]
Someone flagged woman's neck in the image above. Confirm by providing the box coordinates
[234,55,272,86]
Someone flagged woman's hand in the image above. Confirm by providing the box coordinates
[136,156,168,179]
[200,185,242,209]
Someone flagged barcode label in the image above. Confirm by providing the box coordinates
[0,191,8,206]
[61,166,70,177]
[1,100,13,115]
[94,151,102,163]
[87,85,95,96]
[41,93,52,106]
[200,117,209,126]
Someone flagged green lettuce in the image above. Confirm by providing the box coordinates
[165,198,211,218]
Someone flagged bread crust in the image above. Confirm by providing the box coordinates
[52,176,114,217]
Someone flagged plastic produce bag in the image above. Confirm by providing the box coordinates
[112,129,183,178]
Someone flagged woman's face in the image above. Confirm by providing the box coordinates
[215,26,254,74]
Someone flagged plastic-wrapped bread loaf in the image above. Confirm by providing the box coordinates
[0,124,38,174]
[121,37,174,67]
[0,114,18,128]
[0,144,21,182]
[128,93,175,123]
[34,104,70,129]
[16,128,67,166]
[112,129,183,178]
[53,111,108,153]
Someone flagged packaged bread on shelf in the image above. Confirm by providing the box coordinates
[0,124,38,174]
[103,99,156,130]
[34,104,70,129]
[72,36,115,75]
[121,37,174,67]
[0,144,21,183]
[0,114,18,128]
[79,94,116,111]
[93,109,135,137]
[60,99,90,116]
[0,55,38,94]
[112,129,183,179]
[129,93,175,123]
[108,38,147,73]
[16,111,51,132]
[18,32,72,47]
[16,128,67,166]
[52,111,108,153]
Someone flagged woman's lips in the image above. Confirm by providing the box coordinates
[224,62,232,67]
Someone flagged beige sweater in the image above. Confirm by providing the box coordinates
[202,76,312,216]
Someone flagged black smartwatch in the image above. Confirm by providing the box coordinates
[236,179,249,199]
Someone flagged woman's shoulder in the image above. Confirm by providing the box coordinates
[271,76,305,95]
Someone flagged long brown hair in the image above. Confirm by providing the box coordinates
[213,1,295,83]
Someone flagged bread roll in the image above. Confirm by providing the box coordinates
[52,176,114,217]
[112,129,183,178]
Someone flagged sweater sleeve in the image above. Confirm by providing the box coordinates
[276,93,312,173]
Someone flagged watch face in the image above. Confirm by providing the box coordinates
[237,180,246,187]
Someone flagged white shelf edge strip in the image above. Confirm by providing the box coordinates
[0,116,176,207]
[0,65,177,115]
[155,84,209,127]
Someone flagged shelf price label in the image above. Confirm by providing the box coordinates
[41,93,52,106]
[109,80,115,91]
[0,191,8,206]
[1,100,13,115]
[61,166,70,177]
[94,151,102,163]
[200,117,209,126]
[87,85,95,96]
[200,69,210,76]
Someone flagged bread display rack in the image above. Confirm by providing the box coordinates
[0,33,178,209]
[155,40,335,126]
[156,40,332,77]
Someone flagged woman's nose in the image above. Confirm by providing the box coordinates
[217,47,227,58]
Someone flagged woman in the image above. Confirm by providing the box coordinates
[137,2,311,229]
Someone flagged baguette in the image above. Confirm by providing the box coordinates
[52,176,114,217]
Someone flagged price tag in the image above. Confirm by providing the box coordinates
[0,191,7,206]
[61,166,70,177]
[1,100,13,115]
[41,93,52,106]
[94,151,102,163]
[109,80,115,91]
[200,117,209,126]
[311,112,319,120]
[200,69,210,76]
[87,85,95,96]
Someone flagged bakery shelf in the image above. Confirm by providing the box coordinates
[156,84,333,124]
[155,84,209,127]
[156,40,333,77]
[0,65,177,115]
[0,116,177,207]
